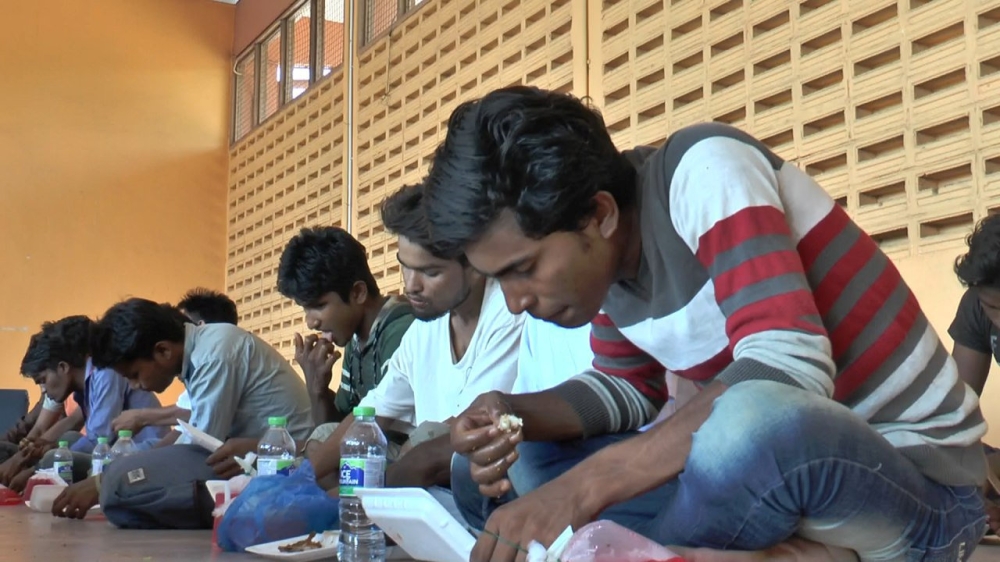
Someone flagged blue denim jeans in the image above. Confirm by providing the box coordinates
[452,381,988,561]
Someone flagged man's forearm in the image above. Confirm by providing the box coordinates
[155,430,181,448]
[575,381,726,514]
[142,405,191,427]
[41,410,84,442]
[310,413,356,481]
[311,389,341,426]
[27,408,64,441]
[506,391,586,442]
[387,434,454,488]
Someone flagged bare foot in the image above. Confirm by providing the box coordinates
[671,538,858,562]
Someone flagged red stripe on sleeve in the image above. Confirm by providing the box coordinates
[695,206,791,268]
[834,290,921,401]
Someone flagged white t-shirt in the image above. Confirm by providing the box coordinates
[512,316,593,394]
[359,280,524,426]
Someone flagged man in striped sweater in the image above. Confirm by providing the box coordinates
[421,86,988,562]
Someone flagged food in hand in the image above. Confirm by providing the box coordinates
[496,414,523,433]
[277,532,324,552]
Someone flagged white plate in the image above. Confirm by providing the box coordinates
[246,531,412,561]
[177,420,224,452]
[245,531,339,561]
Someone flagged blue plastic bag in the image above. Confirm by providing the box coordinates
[217,459,339,552]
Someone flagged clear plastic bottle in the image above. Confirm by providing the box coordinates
[91,437,111,476]
[256,416,296,476]
[109,429,137,461]
[338,406,387,562]
[52,441,74,484]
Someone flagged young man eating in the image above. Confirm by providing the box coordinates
[422,86,987,561]
[277,226,415,442]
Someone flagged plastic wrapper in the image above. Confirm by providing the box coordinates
[216,459,339,552]
[535,521,685,562]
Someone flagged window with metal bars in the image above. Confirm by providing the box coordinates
[233,51,256,142]
[361,0,427,47]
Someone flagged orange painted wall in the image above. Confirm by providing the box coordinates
[0,0,235,406]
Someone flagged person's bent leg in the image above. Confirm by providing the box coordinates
[99,444,217,529]
[647,380,987,561]
[0,442,18,464]
[38,450,91,484]
[453,432,676,535]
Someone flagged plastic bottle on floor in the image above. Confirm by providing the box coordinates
[338,406,387,562]
[91,437,111,476]
[109,430,137,461]
[53,441,74,484]
[256,416,296,477]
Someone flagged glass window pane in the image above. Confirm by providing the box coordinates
[364,0,399,46]
[322,0,345,75]
[234,52,256,141]
[289,2,312,100]
[259,30,282,123]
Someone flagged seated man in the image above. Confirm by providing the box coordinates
[310,183,524,506]
[948,213,1000,532]
[0,387,66,464]
[277,226,415,445]
[17,317,165,488]
[423,86,987,561]
[52,299,312,528]
[111,288,240,443]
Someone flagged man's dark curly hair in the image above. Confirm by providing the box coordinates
[20,316,93,376]
[381,183,468,264]
[90,298,186,368]
[178,288,238,325]
[277,226,380,306]
[421,86,637,259]
[956,214,1000,287]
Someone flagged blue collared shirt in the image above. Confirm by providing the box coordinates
[70,358,167,453]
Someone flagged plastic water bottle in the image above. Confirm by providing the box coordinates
[338,406,387,562]
[91,437,111,476]
[109,430,137,461]
[53,441,74,484]
[257,416,296,476]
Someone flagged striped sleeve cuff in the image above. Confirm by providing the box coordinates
[714,357,805,389]
[549,370,663,438]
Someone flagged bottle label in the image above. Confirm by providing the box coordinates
[91,458,105,476]
[338,457,384,497]
[54,461,74,484]
[257,458,294,477]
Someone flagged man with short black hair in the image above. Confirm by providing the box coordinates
[309,184,523,509]
[278,226,415,427]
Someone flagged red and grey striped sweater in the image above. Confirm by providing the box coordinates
[550,123,986,487]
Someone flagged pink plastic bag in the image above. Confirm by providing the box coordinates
[559,521,686,562]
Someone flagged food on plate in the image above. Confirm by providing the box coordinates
[496,414,523,433]
[277,532,324,552]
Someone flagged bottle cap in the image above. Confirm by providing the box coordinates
[353,406,376,417]
[118,430,133,438]
[58,440,69,448]
[97,437,109,444]
[268,416,288,426]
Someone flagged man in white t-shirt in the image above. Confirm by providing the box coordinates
[310,183,524,495]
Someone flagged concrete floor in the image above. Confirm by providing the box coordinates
[4,508,1000,562]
